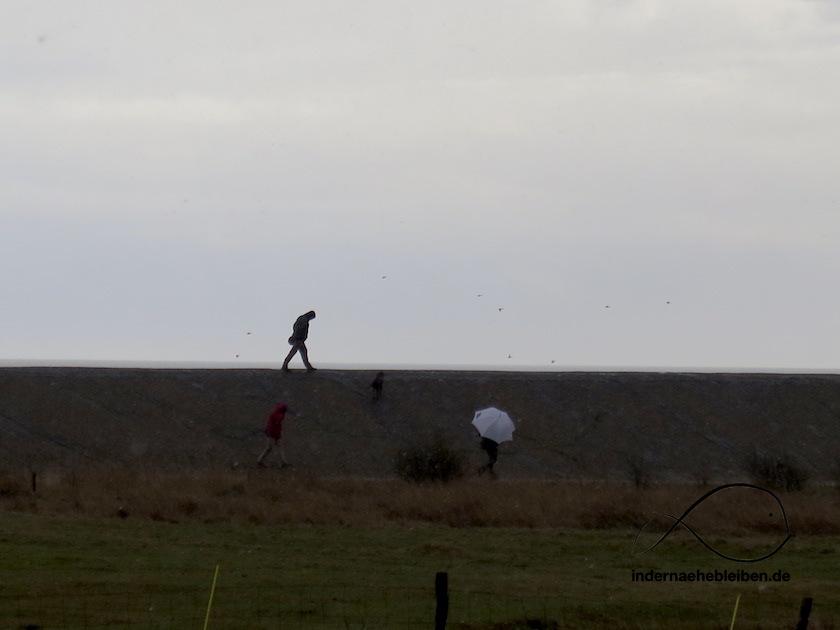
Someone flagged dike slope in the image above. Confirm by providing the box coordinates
[0,367,838,481]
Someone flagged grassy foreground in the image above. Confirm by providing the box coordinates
[1,469,839,628]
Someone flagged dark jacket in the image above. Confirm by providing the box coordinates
[289,311,316,344]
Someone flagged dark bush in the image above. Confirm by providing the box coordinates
[395,436,465,483]
[746,451,809,492]
[0,471,26,498]
[624,454,654,489]
[831,456,840,489]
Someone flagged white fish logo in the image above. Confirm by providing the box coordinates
[632,483,792,562]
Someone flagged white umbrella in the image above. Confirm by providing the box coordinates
[471,407,515,444]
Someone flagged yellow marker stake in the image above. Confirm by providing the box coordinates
[203,565,220,630]
[729,593,741,630]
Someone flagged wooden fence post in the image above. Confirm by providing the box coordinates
[435,572,449,630]
[795,597,813,630]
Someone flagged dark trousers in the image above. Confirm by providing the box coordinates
[480,438,498,469]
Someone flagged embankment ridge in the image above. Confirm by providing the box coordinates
[1,367,837,481]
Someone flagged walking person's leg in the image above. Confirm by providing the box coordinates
[299,343,315,371]
[277,438,289,467]
[487,444,498,478]
[257,438,275,466]
[282,345,300,371]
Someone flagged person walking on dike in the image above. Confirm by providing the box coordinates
[282,310,316,372]
[478,437,499,478]
[369,371,384,402]
[257,403,290,467]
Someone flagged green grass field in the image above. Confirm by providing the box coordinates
[2,480,839,629]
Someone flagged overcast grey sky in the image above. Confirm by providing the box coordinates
[2,0,840,370]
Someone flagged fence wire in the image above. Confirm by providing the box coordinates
[0,584,812,629]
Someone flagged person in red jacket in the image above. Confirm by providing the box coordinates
[257,403,290,467]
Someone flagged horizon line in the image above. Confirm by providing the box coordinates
[1,358,839,375]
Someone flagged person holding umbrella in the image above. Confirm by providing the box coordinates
[479,437,499,477]
[471,407,515,478]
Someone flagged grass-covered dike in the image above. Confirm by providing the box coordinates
[3,366,839,627]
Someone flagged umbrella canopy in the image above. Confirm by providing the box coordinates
[471,407,515,444]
